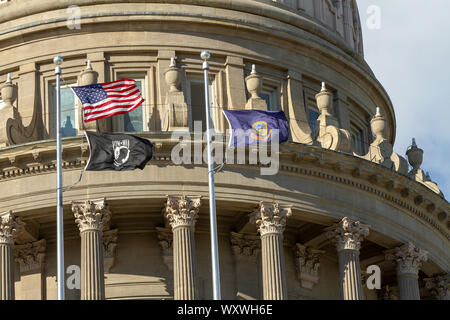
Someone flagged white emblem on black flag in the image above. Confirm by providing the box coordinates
[112,139,130,167]
[84,131,153,171]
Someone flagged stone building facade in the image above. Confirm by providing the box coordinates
[0,0,448,300]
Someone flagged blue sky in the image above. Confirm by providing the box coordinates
[357,0,450,198]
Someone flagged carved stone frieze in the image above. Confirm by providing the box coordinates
[250,202,292,236]
[102,229,118,273]
[0,210,25,245]
[164,196,201,230]
[385,242,428,276]
[72,199,111,233]
[294,243,325,289]
[14,239,46,273]
[230,232,260,260]
[325,217,369,252]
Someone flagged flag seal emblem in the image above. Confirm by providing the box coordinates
[112,139,130,167]
[250,121,272,141]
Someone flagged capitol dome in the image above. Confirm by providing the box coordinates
[0,0,448,300]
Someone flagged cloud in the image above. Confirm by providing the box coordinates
[358,0,450,198]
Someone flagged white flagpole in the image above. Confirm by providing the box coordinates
[201,51,221,300]
[54,56,65,300]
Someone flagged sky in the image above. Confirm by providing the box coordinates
[357,0,450,198]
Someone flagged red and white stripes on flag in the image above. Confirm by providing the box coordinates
[72,79,144,123]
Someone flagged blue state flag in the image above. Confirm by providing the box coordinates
[223,110,290,147]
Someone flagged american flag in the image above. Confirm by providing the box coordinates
[72,79,144,123]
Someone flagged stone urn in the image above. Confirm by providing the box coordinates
[164,57,181,92]
[0,73,15,108]
[245,64,262,99]
[406,138,423,171]
[79,60,97,86]
[315,82,332,115]
[370,107,385,140]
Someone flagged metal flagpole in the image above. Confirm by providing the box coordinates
[201,51,221,300]
[54,56,65,300]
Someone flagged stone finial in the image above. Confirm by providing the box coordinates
[245,64,267,110]
[370,107,386,141]
[72,199,111,233]
[250,201,292,236]
[325,217,370,252]
[230,232,260,260]
[1,73,16,108]
[164,195,201,229]
[385,242,428,275]
[406,138,423,172]
[315,81,332,115]
[164,57,181,92]
[424,274,449,300]
[156,227,173,270]
[295,243,325,289]
[103,229,118,273]
[0,211,25,245]
[79,60,97,86]
[14,239,46,273]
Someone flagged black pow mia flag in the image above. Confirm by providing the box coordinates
[84,131,153,171]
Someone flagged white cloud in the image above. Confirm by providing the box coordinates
[358,0,450,198]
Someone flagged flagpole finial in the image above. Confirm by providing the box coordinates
[321,82,327,92]
[200,50,211,61]
[53,56,63,66]
[169,57,176,67]
[6,73,11,84]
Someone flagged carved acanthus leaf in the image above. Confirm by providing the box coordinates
[325,217,369,252]
[72,199,111,233]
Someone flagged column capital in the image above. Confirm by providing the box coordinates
[0,211,25,245]
[230,232,260,260]
[250,201,292,236]
[424,274,449,300]
[14,239,46,274]
[164,196,201,229]
[295,243,325,289]
[156,227,173,270]
[72,199,111,233]
[326,217,369,252]
[385,242,428,276]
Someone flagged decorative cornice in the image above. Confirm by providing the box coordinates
[103,229,118,273]
[294,243,324,289]
[156,227,173,270]
[164,195,201,230]
[424,274,449,300]
[385,242,428,276]
[230,232,260,260]
[250,201,292,237]
[0,210,25,245]
[326,217,370,252]
[14,239,46,273]
[72,199,111,233]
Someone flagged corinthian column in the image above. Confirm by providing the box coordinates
[72,199,111,300]
[386,242,428,300]
[165,195,201,300]
[250,201,292,300]
[326,217,369,300]
[0,211,25,300]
